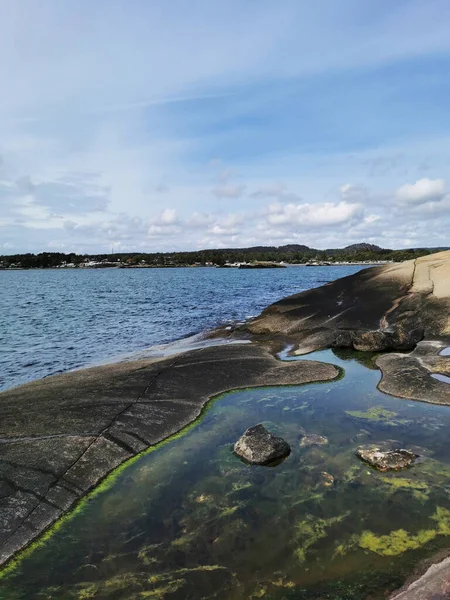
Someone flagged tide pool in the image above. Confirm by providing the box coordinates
[2,349,450,599]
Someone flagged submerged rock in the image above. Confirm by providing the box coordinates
[299,433,329,448]
[321,471,335,487]
[356,444,418,472]
[234,424,290,465]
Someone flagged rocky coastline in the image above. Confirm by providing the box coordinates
[222,250,450,406]
[0,250,449,597]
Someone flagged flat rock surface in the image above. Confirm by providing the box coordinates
[377,341,450,405]
[0,342,338,566]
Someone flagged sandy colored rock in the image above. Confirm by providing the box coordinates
[245,250,450,350]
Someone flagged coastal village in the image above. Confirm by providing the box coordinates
[0,257,395,269]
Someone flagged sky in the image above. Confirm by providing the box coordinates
[1,0,450,254]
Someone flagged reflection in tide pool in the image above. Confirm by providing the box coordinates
[432,373,450,384]
[3,350,450,599]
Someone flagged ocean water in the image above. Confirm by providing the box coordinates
[0,265,365,391]
[3,349,450,599]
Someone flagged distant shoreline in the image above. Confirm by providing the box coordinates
[0,262,385,271]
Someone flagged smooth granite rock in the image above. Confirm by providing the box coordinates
[377,341,450,405]
[246,251,450,352]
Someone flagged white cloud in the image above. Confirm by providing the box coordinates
[264,200,364,228]
[339,183,368,203]
[208,213,243,236]
[186,212,215,228]
[396,178,446,205]
[151,208,179,226]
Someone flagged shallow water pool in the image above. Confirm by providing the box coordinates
[2,349,450,599]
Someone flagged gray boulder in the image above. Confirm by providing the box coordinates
[234,424,290,465]
[356,444,418,471]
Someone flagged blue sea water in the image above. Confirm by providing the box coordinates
[0,265,366,391]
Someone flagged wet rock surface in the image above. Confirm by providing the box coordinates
[377,341,450,405]
[234,424,291,465]
[356,444,418,472]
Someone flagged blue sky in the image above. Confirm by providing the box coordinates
[1,0,450,252]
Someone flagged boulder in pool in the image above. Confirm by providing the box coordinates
[299,433,328,447]
[234,424,290,465]
[356,444,418,472]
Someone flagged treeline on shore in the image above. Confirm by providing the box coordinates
[0,244,447,269]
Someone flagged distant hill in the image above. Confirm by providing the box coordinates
[340,243,384,254]
[213,244,312,254]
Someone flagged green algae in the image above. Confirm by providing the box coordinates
[432,506,450,534]
[231,481,252,493]
[294,513,350,563]
[359,528,436,556]
[77,584,98,599]
[359,506,450,556]
[138,544,161,566]
[380,476,430,501]
[345,405,404,425]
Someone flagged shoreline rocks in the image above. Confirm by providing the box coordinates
[331,327,424,352]
[234,424,290,465]
[246,251,450,355]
